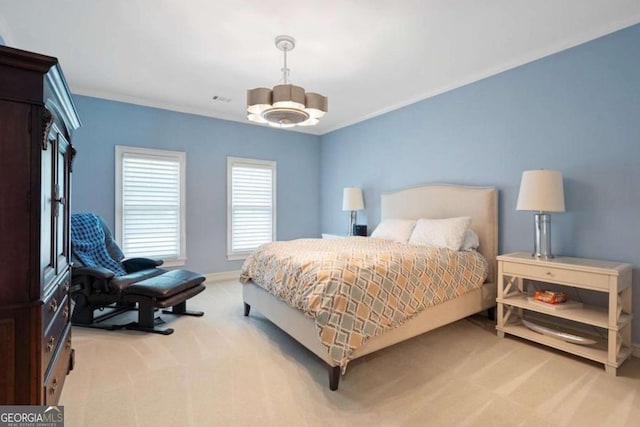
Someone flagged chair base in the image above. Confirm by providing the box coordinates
[72,321,127,332]
[125,306,205,335]
[71,269,206,335]
[72,302,204,335]
[161,300,204,317]
[162,309,204,317]
[124,316,174,335]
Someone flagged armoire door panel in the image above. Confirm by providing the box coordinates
[0,318,16,403]
[40,130,56,291]
[0,101,31,304]
[55,133,70,275]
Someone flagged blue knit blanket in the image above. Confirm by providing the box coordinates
[71,213,127,276]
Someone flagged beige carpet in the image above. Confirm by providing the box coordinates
[60,280,640,427]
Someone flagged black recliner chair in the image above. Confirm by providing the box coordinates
[70,213,206,335]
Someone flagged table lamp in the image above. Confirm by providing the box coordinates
[342,187,364,236]
[516,170,565,259]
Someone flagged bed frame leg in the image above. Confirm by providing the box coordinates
[244,302,251,316]
[329,366,340,391]
[487,306,496,321]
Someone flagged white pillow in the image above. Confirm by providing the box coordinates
[461,229,480,251]
[408,217,471,251]
[370,219,416,243]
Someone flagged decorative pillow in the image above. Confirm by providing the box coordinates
[408,217,472,251]
[370,219,417,243]
[461,229,480,251]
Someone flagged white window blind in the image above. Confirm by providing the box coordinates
[116,146,186,265]
[227,157,276,260]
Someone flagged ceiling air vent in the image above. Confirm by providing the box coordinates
[212,95,231,103]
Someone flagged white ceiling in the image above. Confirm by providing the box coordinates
[1,1,639,135]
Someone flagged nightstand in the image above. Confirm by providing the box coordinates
[496,252,633,375]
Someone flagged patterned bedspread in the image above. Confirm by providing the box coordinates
[240,237,488,367]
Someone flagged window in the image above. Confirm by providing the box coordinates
[227,157,276,260]
[115,146,186,266]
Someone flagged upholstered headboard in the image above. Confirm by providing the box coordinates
[380,184,498,285]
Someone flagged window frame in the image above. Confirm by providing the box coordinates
[115,145,187,267]
[227,156,277,261]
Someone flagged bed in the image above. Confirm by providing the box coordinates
[241,184,498,390]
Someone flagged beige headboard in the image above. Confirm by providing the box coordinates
[380,184,498,285]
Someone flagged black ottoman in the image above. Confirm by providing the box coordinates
[122,269,206,334]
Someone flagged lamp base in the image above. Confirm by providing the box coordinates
[348,211,356,236]
[532,213,554,259]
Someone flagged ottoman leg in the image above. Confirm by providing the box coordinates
[138,300,156,329]
[125,299,174,335]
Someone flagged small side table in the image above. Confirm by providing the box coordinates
[496,252,633,375]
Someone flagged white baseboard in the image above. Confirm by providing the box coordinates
[632,343,640,358]
[205,270,241,283]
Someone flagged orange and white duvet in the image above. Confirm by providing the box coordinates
[240,237,488,367]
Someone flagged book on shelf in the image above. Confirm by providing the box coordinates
[534,290,567,304]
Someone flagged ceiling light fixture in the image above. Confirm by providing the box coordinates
[247,35,328,128]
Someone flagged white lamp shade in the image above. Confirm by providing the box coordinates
[342,187,364,211]
[516,170,565,212]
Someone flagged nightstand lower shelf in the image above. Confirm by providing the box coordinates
[497,322,631,375]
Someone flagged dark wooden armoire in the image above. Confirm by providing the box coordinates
[0,45,81,404]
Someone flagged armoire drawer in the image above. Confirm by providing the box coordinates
[41,293,69,374]
[43,325,72,405]
[58,274,71,303]
[42,274,71,330]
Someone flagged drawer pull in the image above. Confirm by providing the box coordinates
[63,305,69,319]
[545,272,553,276]
[49,378,58,395]
[49,298,58,312]
[66,337,72,349]
[46,336,56,352]
[62,282,70,293]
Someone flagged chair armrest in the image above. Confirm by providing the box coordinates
[72,266,116,281]
[122,257,164,272]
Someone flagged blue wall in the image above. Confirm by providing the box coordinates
[320,24,640,340]
[71,96,321,274]
[69,24,640,341]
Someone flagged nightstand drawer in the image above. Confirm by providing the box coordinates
[502,262,609,290]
